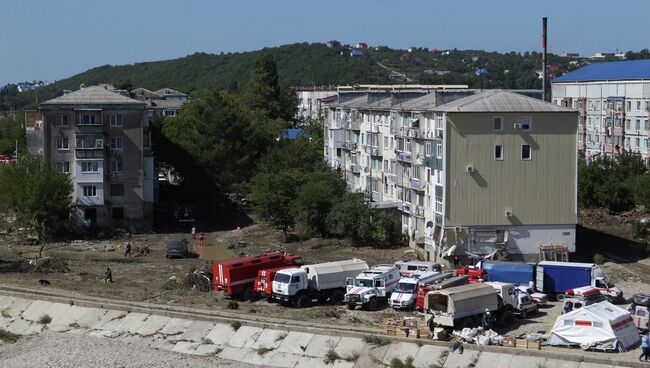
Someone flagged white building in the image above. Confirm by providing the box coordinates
[552,59,650,160]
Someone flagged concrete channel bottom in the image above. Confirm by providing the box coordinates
[0,295,633,368]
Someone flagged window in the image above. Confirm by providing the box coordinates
[626,101,631,111]
[425,142,432,156]
[493,116,503,132]
[520,116,532,131]
[57,161,70,173]
[636,138,641,148]
[412,166,420,180]
[494,145,504,160]
[625,119,630,130]
[578,134,582,142]
[110,184,124,197]
[110,160,123,174]
[626,137,631,148]
[56,137,69,150]
[112,207,124,220]
[110,137,123,151]
[645,120,649,131]
[646,101,649,112]
[79,114,98,125]
[436,144,442,159]
[384,136,388,150]
[55,114,68,127]
[110,114,123,127]
[637,101,641,111]
[163,110,177,117]
[81,161,99,173]
[521,144,532,160]
[82,185,97,197]
[636,119,641,131]
[646,139,649,150]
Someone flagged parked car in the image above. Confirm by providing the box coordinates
[166,237,188,258]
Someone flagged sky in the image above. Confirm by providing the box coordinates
[1,0,650,86]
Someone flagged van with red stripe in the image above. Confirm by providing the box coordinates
[344,265,401,311]
[212,252,303,300]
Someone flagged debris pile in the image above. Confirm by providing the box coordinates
[31,257,69,273]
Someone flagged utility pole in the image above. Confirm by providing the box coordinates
[542,17,548,102]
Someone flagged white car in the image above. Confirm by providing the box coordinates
[515,285,548,305]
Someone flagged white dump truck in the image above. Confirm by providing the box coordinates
[424,283,508,329]
[345,265,401,310]
[272,259,368,308]
[389,271,445,310]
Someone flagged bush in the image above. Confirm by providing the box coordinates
[38,314,52,324]
[390,357,415,368]
[594,253,605,265]
[230,321,242,331]
[362,335,391,346]
[0,328,19,343]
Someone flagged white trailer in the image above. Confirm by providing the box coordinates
[272,259,368,308]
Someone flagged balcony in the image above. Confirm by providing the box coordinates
[395,151,412,163]
[411,178,423,191]
[77,196,103,206]
[364,145,382,156]
[343,142,357,151]
[388,174,397,184]
[398,127,422,139]
[349,121,360,130]
[413,205,425,218]
[350,164,360,174]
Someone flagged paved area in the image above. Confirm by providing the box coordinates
[0,295,639,368]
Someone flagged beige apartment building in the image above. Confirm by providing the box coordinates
[36,86,154,229]
[325,89,577,262]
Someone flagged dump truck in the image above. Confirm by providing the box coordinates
[536,261,622,301]
[213,252,304,300]
[424,283,511,329]
[345,265,401,310]
[272,259,369,308]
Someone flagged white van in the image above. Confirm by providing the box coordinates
[394,260,442,277]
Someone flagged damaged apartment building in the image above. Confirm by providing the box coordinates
[324,88,578,262]
[27,85,155,230]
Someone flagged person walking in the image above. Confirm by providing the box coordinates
[198,231,204,246]
[104,267,113,283]
[640,332,649,362]
[191,226,197,240]
[124,241,131,257]
[482,309,493,330]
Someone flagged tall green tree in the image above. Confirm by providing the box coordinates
[0,115,26,155]
[0,156,72,254]
[244,54,298,124]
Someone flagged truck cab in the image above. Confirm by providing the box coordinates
[390,271,440,310]
[345,265,400,310]
[272,268,307,303]
[255,266,298,299]
[486,282,538,317]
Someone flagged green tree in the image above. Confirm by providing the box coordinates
[292,171,345,238]
[0,156,72,255]
[244,54,298,124]
[112,78,133,91]
[0,115,26,155]
[251,169,305,240]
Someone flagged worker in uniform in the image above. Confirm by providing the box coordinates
[482,309,492,330]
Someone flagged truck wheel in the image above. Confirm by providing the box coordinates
[330,291,345,305]
[347,303,356,310]
[241,287,254,301]
[295,294,311,308]
[367,297,378,311]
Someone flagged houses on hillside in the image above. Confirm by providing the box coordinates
[324,88,577,262]
[552,59,650,161]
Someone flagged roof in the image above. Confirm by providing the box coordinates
[553,59,650,82]
[154,88,188,97]
[41,86,144,108]
[538,261,596,268]
[148,99,186,109]
[434,89,574,113]
[132,88,162,99]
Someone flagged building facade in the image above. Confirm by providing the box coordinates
[552,59,650,160]
[324,89,577,262]
[37,86,154,230]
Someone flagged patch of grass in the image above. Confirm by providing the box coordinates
[275,332,288,342]
[0,328,19,343]
[535,363,546,368]
[201,337,213,345]
[38,314,52,324]
[256,346,274,356]
[230,321,241,331]
[344,352,360,362]
[594,253,605,265]
[68,322,79,328]
[363,335,391,346]
[323,349,342,365]
[390,356,415,368]
[415,340,424,347]
[1,310,10,318]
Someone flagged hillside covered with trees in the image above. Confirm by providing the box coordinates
[1,42,590,111]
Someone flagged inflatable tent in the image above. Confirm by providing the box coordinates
[548,301,640,351]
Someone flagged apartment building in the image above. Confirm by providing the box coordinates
[37,86,154,229]
[552,59,650,160]
[131,87,189,118]
[296,88,337,121]
[325,89,577,262]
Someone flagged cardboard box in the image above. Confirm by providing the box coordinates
[515,339,541,350]
[502,337,515,347]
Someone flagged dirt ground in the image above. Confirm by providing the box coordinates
[0,208,649,343]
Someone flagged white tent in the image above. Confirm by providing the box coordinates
[548,301,640,351]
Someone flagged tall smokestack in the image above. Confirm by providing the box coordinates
[542,17,548,101]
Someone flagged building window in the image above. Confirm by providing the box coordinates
[83,185,97,197]
[110,160,123,174]
[645,120,649,131]
[55,114,68,127]
[626,137,631,148]
[425,142,432,156]
[110,184,124,197]
[492,116,503,132]
[110,137,123,151]
[79,114,98,125]
[110,114,123,127]
[163,110,177,117]
[384,136,388,150]
[636,138,641,148]
[521,144,532,160]
[646,139,650,150]
[626,119,631,130]
[494,145,504,160]
[81,161,99,173]
[520,116,532,132]
[57,161,70,173]
[636,119,641,131]
[436,144,442,159]
[626,101,631,111]
[56,137,69,150]
[112,207,124,220]
[412,166,420,180]
[578,134,583,142]
[637,101,641,111]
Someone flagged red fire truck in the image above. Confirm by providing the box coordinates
[455,267,486,284]
[254,266,299,299]
[213,252,303,300]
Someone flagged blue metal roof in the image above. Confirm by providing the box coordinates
[283,128,304,140]
[553,59,650,82]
